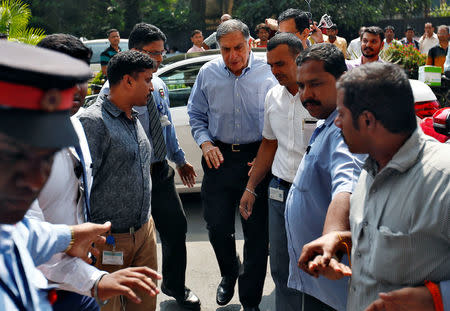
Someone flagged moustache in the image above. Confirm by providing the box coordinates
[302,99,321,108]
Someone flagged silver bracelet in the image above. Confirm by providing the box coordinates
[245,187,257,197]
[93,273,109,306]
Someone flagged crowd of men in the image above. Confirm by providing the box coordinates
[0,6,449,311]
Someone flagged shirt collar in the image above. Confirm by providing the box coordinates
[223,51,254,77]
[103,96,138,118]
[314,109,338,130]
[364,128,424,175]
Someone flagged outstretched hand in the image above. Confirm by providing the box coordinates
[97,267,162,303]
[66,222,111,264]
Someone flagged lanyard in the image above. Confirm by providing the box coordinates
[74,145,91,222]
[0,244,31,311]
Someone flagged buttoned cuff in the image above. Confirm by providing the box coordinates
[53,225,72,253]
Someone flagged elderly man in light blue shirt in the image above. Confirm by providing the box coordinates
[285,44,365,311]
[188,19,277,311]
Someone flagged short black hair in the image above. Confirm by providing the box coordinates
[405,25,415,32]
[191,30,202,38]
[128,23,167,50]
[337,62,416,134]
[255,23,270,33]
[37,34,92,65]
[277,8,310,33]
[107,29,119,36]
[363,26,384,41]
[107,50,154,86]
[267,33,303,56]
[296,43,346,79]
[384,25,395,32]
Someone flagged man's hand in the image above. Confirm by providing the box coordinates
[177,162,197,188]
[66,222,111,264]
[201,141,224,169]
[298,231,348,275]
[265,18,278,31]
[306,255,351,280]
[310,23,324,43]
[96,267,162,303]
[365,286,434,311]
[239,187,256,220]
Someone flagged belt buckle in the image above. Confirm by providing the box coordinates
[231,144,240,152]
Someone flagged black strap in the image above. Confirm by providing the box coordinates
[0,245,30,311]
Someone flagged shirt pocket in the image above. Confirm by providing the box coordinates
[297,154,317,192]
[368,226,413,284]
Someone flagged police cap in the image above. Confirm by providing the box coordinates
[0,41,92,148]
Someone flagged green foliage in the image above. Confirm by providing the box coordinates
[383,42,426,78]
[23,0,201,39]
[0,0,45,44]
[91,71,106,85]
[430,2,450,17]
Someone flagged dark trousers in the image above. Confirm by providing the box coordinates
[201,143,270,308]
[52,291,99,311]
[151,160,188,296]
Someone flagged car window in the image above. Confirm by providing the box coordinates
[159,62,206,108]
[86,41,129,64]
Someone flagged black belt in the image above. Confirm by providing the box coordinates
[214,140,261,153]
[275,177,292,188]
[111,223,143,234]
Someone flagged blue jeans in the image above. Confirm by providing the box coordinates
[268,177,303,311]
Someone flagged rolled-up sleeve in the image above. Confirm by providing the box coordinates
[21,218,71,266]
[329,132,365,198]
[187,69,213,146]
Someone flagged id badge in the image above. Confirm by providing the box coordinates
[160,115,171,127]
[269,187,284,202]
[102,251,124,265]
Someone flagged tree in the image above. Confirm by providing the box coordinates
[0,0,45,44]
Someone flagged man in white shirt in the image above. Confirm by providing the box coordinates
[239,33,314,311]
[347,26,365,59]
[419,22,439,54]
[383,25,400,50]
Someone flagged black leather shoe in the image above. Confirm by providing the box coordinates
[243,307,260,311]
[161,283,201,310]
[216,275,238,306]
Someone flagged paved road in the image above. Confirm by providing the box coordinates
[156,193,275,311]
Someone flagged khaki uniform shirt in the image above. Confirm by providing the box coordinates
[348,129,450,310]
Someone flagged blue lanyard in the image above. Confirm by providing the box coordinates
[0,244,31,311]
[74,145,91,222]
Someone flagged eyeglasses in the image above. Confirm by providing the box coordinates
[140,49,167,57]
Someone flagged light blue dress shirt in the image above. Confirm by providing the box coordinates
[187,52,278,146]
[97,77,186,165]
[284,110,365,311]
[0,218,71,310]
